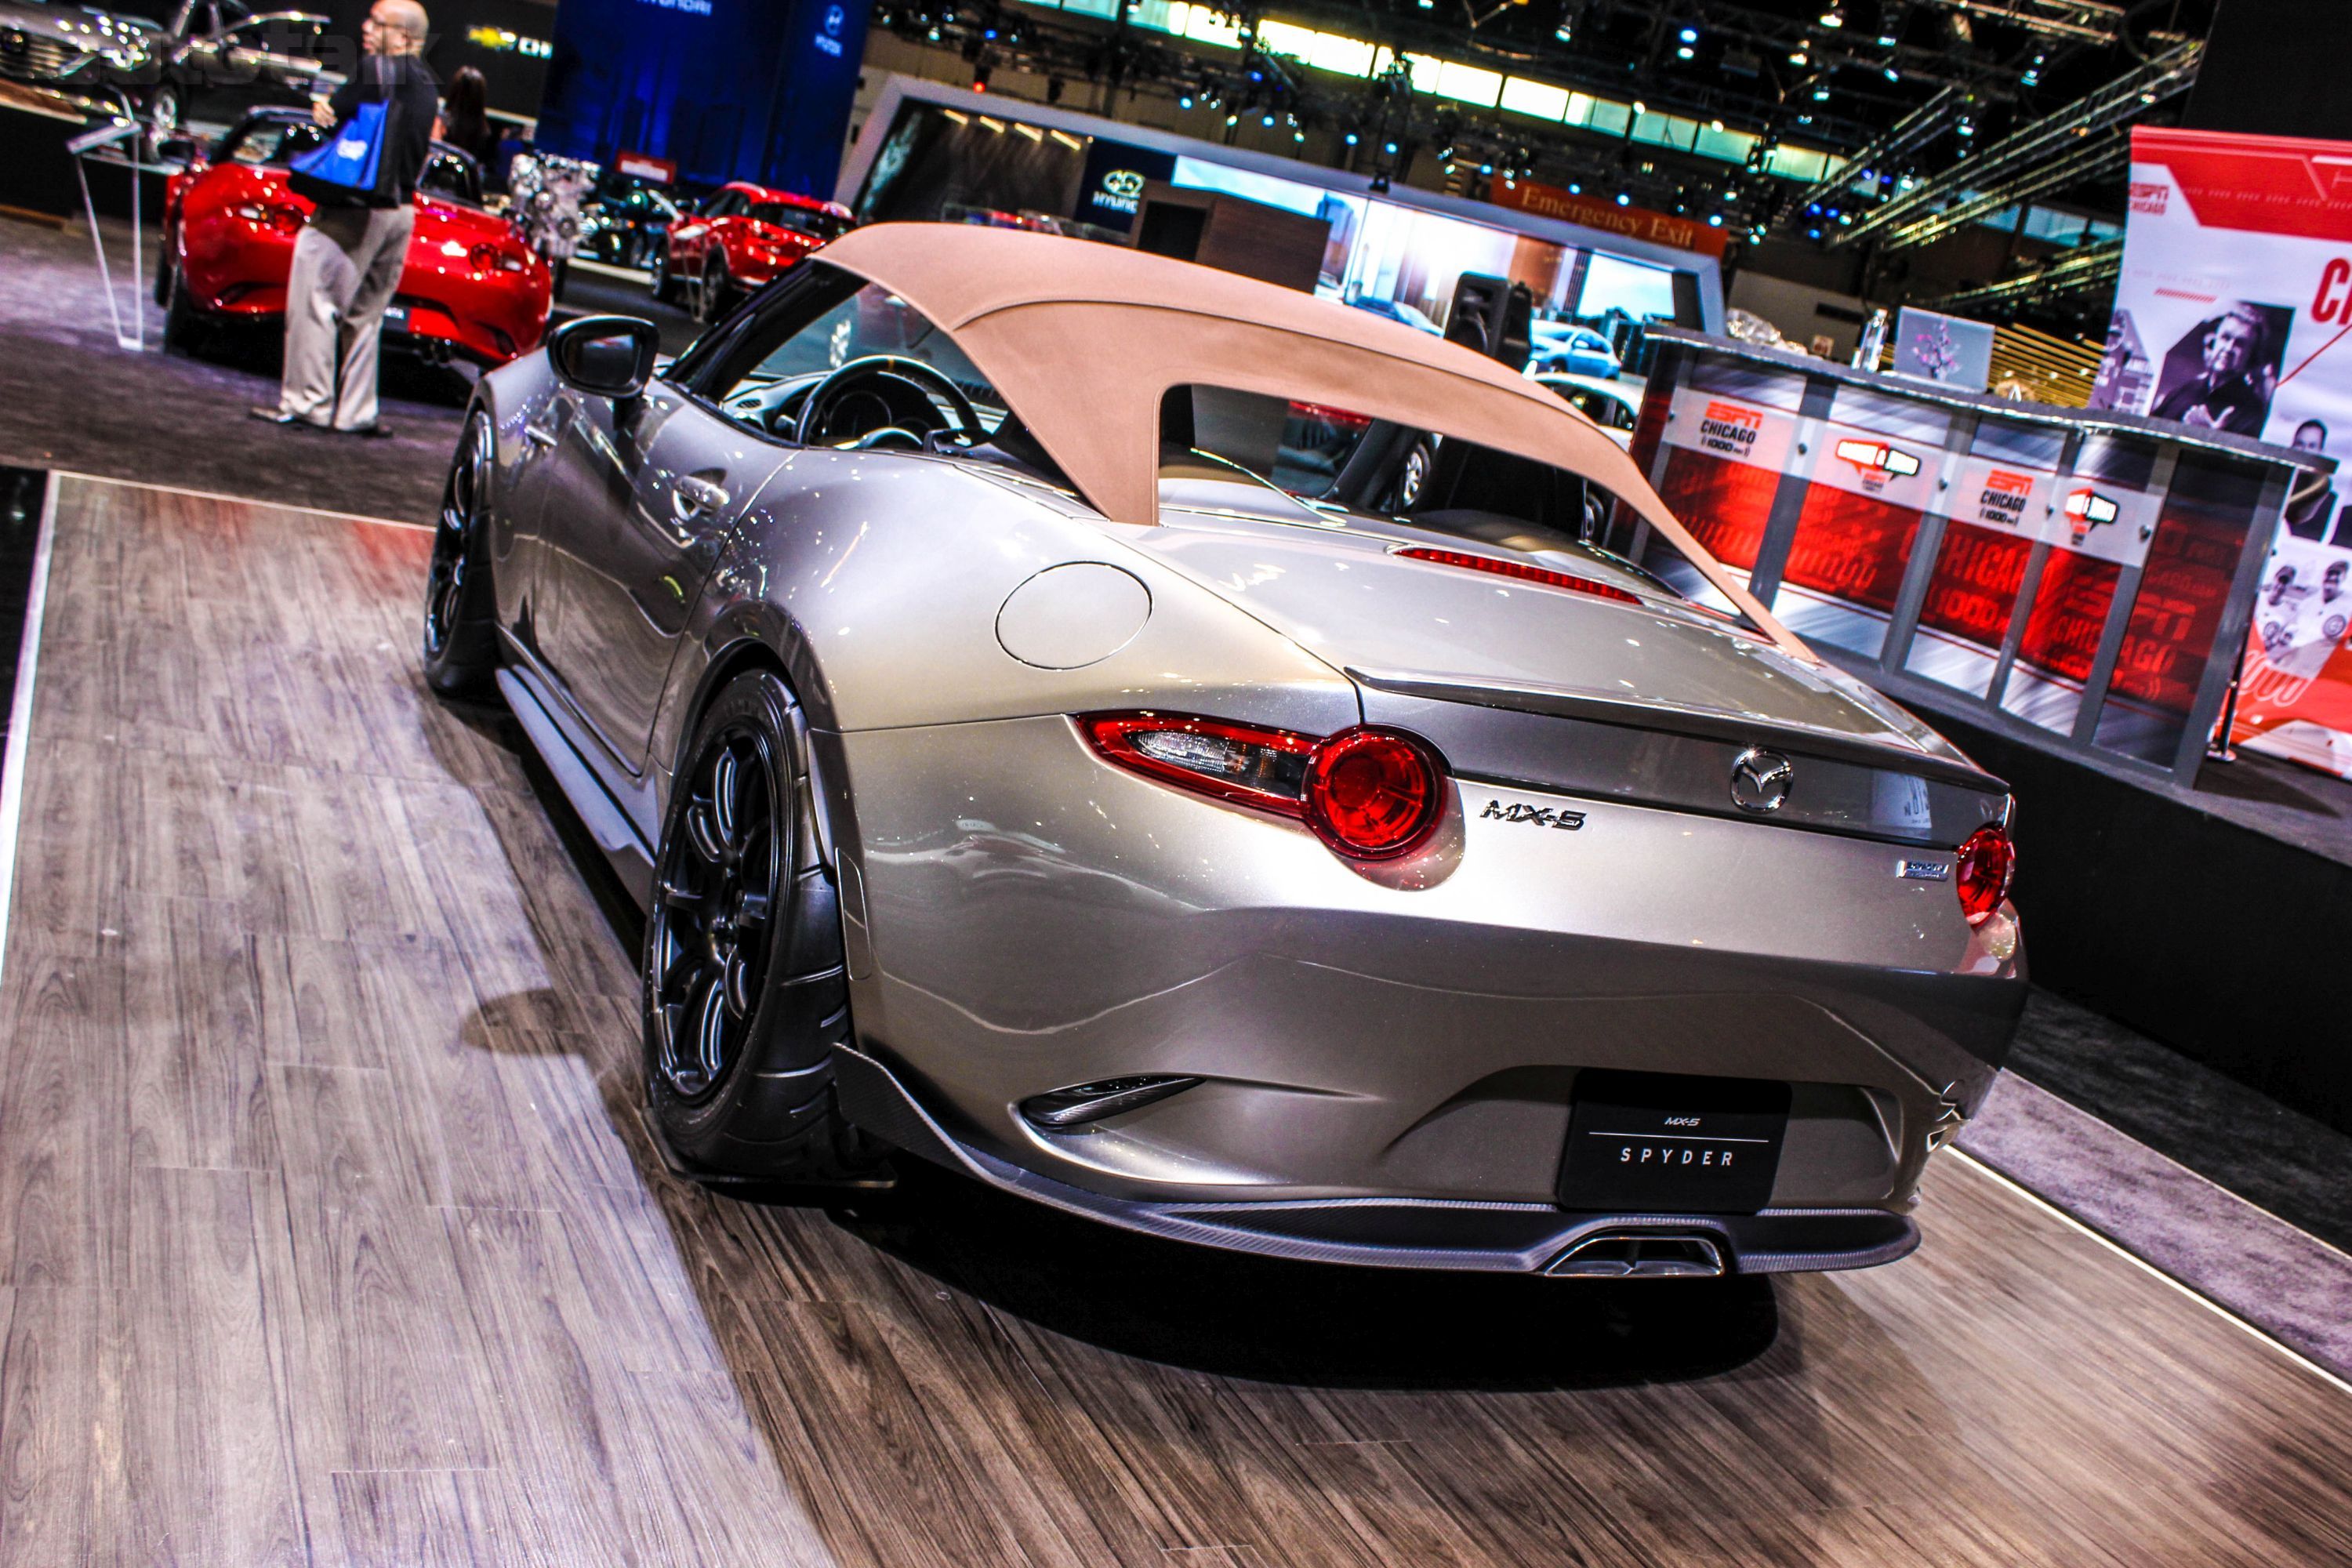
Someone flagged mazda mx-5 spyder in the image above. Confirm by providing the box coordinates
[424,223,2024,1280]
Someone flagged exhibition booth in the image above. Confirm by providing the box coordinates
[2,0,2351,1561]
[840,77,1724,341]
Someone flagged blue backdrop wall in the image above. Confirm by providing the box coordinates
[533,0,873,194]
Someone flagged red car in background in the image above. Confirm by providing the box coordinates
[653,180,852,323]
[157,107,552,373]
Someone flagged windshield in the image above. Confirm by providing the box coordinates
[1157,384,1751,627]
[747,203,851,240]
[218,116,325,165]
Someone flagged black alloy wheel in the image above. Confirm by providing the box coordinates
[143,85,179,149]
[648,719,781,1102]
[643,668,881,1180]
[151,234,174,309]
[422,412,500,696]
[650,246,673,304]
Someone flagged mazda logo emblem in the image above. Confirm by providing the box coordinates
[1729,747,1794,814]
[1100,169,1146,199]
[823,4,844,31]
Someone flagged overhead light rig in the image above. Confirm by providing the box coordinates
[872,0,1805,227]
[1828,37,2198,251]
[1920,234,2123,313]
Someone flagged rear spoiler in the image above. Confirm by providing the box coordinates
[1348,666,2007,797]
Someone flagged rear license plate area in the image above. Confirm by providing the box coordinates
[383,304,409,331]
[1557,1069,1789,1214]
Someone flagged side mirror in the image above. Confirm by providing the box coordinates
[547,314,660,400]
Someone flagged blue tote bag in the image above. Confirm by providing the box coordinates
[288,100,390,205]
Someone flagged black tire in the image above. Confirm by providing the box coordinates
[693,256,731,325]
[160,257,201,354]
[422,412,501,697]
[152,232,174,309]
[643,668,880,1180]
[649,247,673,304]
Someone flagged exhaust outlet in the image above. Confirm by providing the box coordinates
[1546,1230,1725,1279]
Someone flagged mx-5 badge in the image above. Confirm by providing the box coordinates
[1481,800,1585,830]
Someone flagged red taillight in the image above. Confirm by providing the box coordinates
[470,242,525,273]
[1955,825,2014,926]
[233,201,303,234]
[1392,546,1642,606]
[1304,728,1444,858]
[1080,713,1447,860]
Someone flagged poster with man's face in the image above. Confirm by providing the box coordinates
[2144,301,2292,437]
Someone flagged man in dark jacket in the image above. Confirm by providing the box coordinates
[251,0,437,437]
[2149,302,2275,437]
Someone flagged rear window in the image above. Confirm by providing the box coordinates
[1157,384,1750,626]
[747,202,851,240]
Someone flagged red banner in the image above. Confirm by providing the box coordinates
[2099,125,2352,776]
[1490,179,1730,259]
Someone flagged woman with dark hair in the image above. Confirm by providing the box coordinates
[441,65,499,169]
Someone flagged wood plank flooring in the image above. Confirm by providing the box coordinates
[0,474,2347,1566]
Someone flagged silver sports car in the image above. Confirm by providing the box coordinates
[426,223,2024,1280]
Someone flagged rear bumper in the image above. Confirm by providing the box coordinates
[834,713,2021,1214]
[833,1044,1919,1276]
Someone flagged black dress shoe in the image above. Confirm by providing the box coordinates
[249,405,300,424]
[340,422,396,440]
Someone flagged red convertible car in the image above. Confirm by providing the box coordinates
[156,107,552,372]
[652,180,852,322]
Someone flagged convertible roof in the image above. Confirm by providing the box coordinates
[818,223,1794,647]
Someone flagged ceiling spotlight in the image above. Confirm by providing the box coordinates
[1225,113,1239,126]
[1812,85,1830,100]
[1345,132,1359,145]
[1262,112,1276,125]
[1679,26,1698,42]
[1480,162,1493,174]
[1616,191,1630,205]
[1883,66,1899,81]
[1632,100,1647,115]
[1384,140,1399,154]
[1179,93,1193,108]
[1708,213,1722,227]
[1819,5,1843,26]
[1677,45,1693,58]
[1294,129,1305,143]
[1788,49,1809,64]
[1709,118,1725,132]
[1568,182,1581,194]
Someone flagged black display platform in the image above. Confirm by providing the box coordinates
[1902,693,2352,1138]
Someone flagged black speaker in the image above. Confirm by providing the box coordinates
[2186,0,2352,143]
[1443,273,1534,371]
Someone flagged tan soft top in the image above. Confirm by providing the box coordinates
[819,223,1795,649]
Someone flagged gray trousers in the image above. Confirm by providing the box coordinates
[278,202,415,430]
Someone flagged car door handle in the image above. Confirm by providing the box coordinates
[673,476,729,517]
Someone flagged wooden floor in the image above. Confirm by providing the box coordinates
[1,474,2348,1567]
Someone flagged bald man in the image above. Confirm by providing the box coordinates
[253,0,438,437]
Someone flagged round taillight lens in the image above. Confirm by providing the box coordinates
[1955,825,2014,926]
[1304,727,1445,858]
